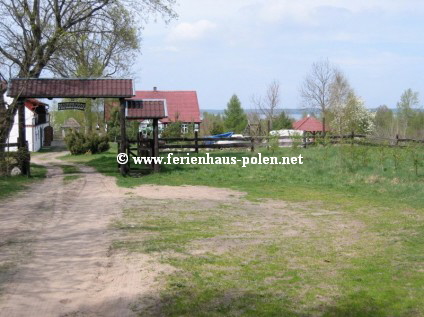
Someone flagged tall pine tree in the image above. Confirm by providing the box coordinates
[223,95,248,133]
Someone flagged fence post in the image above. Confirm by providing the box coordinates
[194,131,199,154]
[303,132,307,148]
[250,137,255,152]
[351,131,355,146]
[396,134,399,146]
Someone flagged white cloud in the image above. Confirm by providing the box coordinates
[167,19,217,42]
[252,0,424,25]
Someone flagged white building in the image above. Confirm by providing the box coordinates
[4,96,51,152]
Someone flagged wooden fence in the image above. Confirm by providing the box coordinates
[157,132,424,153]
[0,142,19,150]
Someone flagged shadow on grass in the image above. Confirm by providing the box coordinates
[130,288,395,317]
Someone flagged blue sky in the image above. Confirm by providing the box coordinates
[133,0,424,110]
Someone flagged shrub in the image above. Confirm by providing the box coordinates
[162,122,182,138]
[64,131,110,155]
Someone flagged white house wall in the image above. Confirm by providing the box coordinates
[5,95,47,152]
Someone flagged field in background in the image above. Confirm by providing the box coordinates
[61,143,424,209]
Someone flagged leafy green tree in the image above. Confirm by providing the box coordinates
[106,107,139,141]
[397,89,419,137]
[272,111,293,130]
[328,92,374,135]
[162,122,182,138]
[200,112,224,136]
[374,105,395,138]
[408,111,424,139]
[223,95,247,133]
[210,121,225,135]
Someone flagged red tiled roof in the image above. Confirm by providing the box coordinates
[131,90,201,123]
[126,99,167,119]
[293,117,327,132]
[8,78,134,98]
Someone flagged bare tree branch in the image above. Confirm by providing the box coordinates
[300,59,335,133]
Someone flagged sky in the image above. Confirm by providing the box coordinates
[133,0,424,110]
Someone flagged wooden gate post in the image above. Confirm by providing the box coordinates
[194,131,199,154]
[17,98,30,176]
[153,118,160,172]
[119,98,128,175]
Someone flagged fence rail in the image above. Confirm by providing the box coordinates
[0,142,19,148]
[155,133,424,152]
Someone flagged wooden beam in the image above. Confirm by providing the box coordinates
[17,98,30,176]
[153,119,160,172]
[119,98,128,176]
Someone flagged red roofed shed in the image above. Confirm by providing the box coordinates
[131,89,201,124]
[293,116,327,132]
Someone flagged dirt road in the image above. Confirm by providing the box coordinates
[0,152,159,317]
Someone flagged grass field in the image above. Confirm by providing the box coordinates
[62,143,424,316]
[0,164,47,200]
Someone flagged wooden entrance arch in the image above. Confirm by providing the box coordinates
[7,78,134,176]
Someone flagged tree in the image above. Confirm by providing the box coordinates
[210,121,224,135]
[272,111,293,130]
[329,92,374,135]
[48,4,140,78]
[327,70,354,134]
[300,59,335,134]
[342,93,374,134]
[252,80,281,131]
[161,121,182,138]
[397,89,419,137]
[48,4,141,134]
[0,0,176,151]
[374,105,395,138]
[223,94,247,133]
[200,112,224,136]
[106,106,139,141]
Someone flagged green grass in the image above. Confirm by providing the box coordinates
[54,164,81,183]
[58,164,79,174]
[63,175,82,183]
[0,164,47,200]
[63,143,424,316]
[112,197,424,316]
[62,143,424,210]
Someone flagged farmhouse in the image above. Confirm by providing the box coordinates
[5,97,52,152]
[105,87,201,134]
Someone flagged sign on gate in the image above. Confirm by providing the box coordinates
[58,102,86,111]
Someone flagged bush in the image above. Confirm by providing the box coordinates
[162,122,182,138]
[64,130,110,155]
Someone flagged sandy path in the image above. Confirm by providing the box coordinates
[0,152,152,317]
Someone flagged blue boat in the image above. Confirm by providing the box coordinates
[204,132,234,145]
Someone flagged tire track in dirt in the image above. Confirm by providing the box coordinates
[0,152,163,317]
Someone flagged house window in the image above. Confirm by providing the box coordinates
[181,124,188,134]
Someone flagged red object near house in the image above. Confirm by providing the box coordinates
[24,98,47,112]
[293,116,327,132]
[130,89,201,124]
